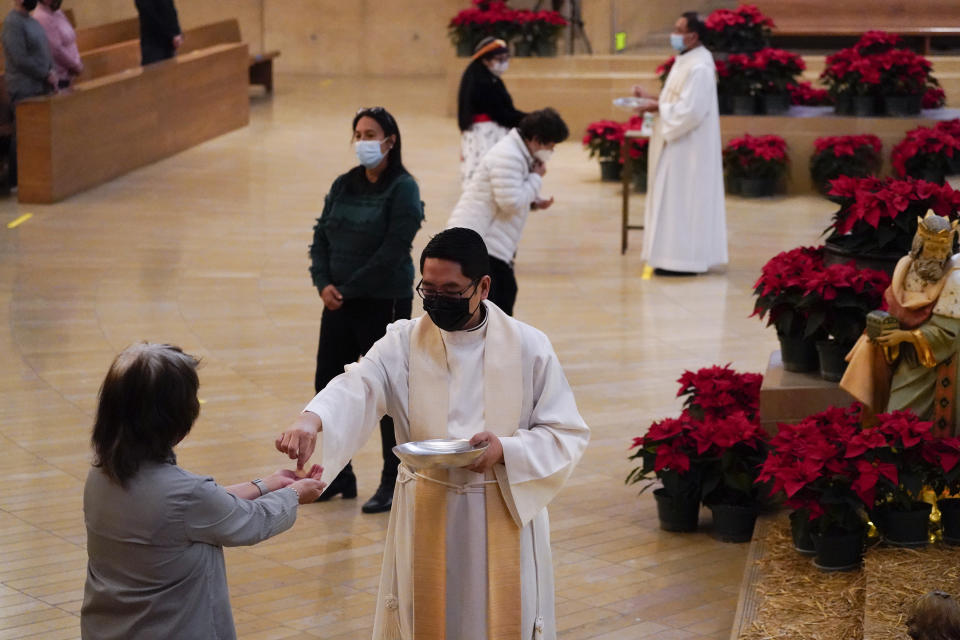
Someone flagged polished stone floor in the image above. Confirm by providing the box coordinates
[0,74,839,639]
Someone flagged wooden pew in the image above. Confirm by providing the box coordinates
[76,19,279,92]
[16,42,249,203]
[748,0,960,54]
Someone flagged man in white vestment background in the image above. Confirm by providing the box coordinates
[276,227,590,640]
[634,11,727,276]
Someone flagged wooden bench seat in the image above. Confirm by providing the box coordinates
[16,42,250,203]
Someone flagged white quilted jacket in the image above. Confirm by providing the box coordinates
[446,128,542,264]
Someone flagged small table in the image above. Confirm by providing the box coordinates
[620,129,647,254]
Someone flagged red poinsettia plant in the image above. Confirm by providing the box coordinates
[891,126,960,182]
[842,410,958,511]
[826,176,960,256]
[723,134,789,181]
[677,364,762,422]
[703,4,774,53]
[752,245,825,339]
[514,8,568,47]
[621,116,650,173]
[628,366,766,506]
[751,48,806,95]
[757,405,867,533]
[582,120,624,160]
[788,81,832,106]
[799,261,890,345]
[924,86,947,109]
[810,134,883,194]
[656,56,675,85]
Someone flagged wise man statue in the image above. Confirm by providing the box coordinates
[841,211,960,436]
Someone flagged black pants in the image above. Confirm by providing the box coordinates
[315,296,412,487]
[487,256,518,316]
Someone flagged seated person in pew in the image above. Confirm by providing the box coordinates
[33,0,81,89]
[134,0,182,65]
[81,343,327,640]
[1,0,56,189]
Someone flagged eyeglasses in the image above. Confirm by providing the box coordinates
[415,279,479,300]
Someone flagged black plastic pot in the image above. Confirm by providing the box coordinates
[740,177,778,198]
[718,93,732,115]
[884,95,922,117]
[535,40,558,57]
[709,503,758,543]
[876,502,932,546]
[812,528,864,571]
[834,95,852,116]
[939,498,960,544]
[763,94,791,115]
[514,40,534,57]
[852,95,877,117]
[456,40,473,57]
[599,159,622,182]
[731,95,757,115]
[778,332,820,373]
[917,168,946,185]
[816,339,853,382]
[790,510,816,554]
[653,488,700,533]
[632,170,647,193]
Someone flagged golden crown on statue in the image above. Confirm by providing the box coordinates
[916,210,959,251]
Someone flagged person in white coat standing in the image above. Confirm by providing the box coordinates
[446,108,569,315]
[634,11,727,276]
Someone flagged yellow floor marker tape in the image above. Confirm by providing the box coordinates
[642,264,654,280]
[7,213,32,229]
[199,399,208,404]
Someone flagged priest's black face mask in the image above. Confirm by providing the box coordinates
[422,280,480,331]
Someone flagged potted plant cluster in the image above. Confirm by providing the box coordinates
[722,49,806,116]
[809,135,883,196]
[824,176,960,272]
[703,4,774,55]
[799,260,890,382]
[757,405,868,568]
[624,116,650,193]
[891,125,960,185]
[820,31,941,117]
[448,1,566,57]
[582,120,624,182]
[628,365,766,541]
[723,134,788,197]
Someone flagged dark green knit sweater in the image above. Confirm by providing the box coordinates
[309,168,424,300]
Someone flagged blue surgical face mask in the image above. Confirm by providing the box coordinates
[670,33,686,52]
[355,139,386,169]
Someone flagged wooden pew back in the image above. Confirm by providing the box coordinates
[75,17,139,52]
[76,19,244,84]
[16,42,250,203]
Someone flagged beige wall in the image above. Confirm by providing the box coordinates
[67,0,727,75]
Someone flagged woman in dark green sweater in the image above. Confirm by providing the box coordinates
[309,107,424,513]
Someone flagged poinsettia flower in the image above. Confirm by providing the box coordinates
[845,428,888,458]
[851,459,898,506]
[654,441,691,473]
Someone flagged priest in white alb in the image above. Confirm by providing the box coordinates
[634,10,727,276]
[276,227,590,640]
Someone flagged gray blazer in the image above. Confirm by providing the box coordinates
[81,461,298,640]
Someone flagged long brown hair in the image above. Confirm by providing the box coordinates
[907,591,960,640]
[91,343,200,486]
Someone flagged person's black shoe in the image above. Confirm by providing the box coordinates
[653,268,698,277]
[315,467,358,502]
[361,483,394,513]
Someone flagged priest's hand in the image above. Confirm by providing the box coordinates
[276,412,323,470]
[632,84,654,99]
[463,431,504,473]
[875,329,915,348]
[533,197,554,211]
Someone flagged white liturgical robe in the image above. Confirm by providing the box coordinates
[303,301,589,640]
[642,44,727,272]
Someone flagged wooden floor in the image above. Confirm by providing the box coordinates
[0,74,839,639]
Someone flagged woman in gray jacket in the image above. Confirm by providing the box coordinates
[80,343,326,640]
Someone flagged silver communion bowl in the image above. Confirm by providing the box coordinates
[393,438,489,470]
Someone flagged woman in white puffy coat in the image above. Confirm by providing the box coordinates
[446,108,569,315]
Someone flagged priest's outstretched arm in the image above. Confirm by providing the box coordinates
[276,327,405,473]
